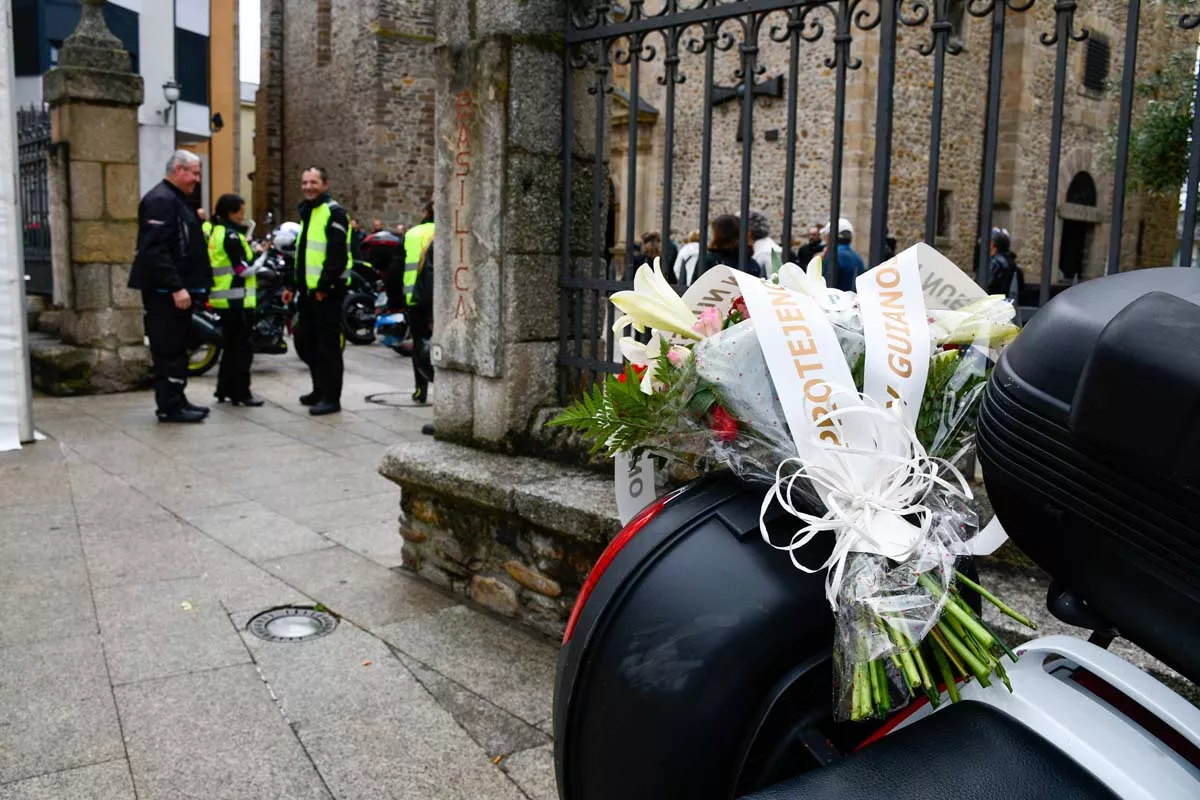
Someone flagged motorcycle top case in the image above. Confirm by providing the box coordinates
[977,267,1200,685]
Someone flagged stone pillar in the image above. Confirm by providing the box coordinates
[430,0,568,451]
[30,0,150,395]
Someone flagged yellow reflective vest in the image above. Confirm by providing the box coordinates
[300,200,353,291]
[403,221,435,304]
[208,225,256,309]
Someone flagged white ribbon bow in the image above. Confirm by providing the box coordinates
[758,394,972,610]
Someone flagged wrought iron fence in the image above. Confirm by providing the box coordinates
[18,106,52,297]
[558,0,1200,397]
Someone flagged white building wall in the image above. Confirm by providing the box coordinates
[137,0,177,195]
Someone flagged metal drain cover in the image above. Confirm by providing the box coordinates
[248,607,337,643]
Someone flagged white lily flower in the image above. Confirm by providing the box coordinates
[612,258,701,340]
[777,259,826,297]
[929,295,1019,347]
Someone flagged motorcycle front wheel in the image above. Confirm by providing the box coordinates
[187,343,222,376]
[342,292,377,345]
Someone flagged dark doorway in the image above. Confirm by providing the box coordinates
[1059,219,1093,281]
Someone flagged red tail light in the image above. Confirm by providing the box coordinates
[562,495,670,646]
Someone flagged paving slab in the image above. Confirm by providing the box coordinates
[185,533,314,614]
[234,614,425,726]
[115,665,330,800]
[265,420,377,452]
[0,636,124,785]
[297,706,526,800]
[66,462,174,528]
[244,471,396,516]
[0,760,135,800]
[94,579,250,685]
[399,654,550,758]
[501,744,557,800]
[321,519,406,568]
[184,501,334,563]
[377,605,557,725]
[0,556,97,648]
[121,469,244,517]
[0,461,72,508]
[80,522,203,589]
[262,546,458,630]
[0,503,82,564]
[286,491,399,533]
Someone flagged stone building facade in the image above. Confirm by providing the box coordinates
[255,0,436,229]
[609,0,1189,283]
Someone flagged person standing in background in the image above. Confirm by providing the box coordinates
[696,214,759,279]
[408,238,435,404]
[129,151,213,423]
[350,218,366,260]
[285,167,352,416]
[671,230,702,289]
[208,193,263,407]
[746,210,783,277]
[818,217,865,291]
[792,225,823,268]
[402,204,435,307]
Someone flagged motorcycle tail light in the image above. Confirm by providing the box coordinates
[562,495,670,646]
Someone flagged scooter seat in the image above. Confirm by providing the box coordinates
[739,701,1117,800]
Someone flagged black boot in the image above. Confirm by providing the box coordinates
[158,407,207,424]
[309,401,341,416]
[299,391,320,406]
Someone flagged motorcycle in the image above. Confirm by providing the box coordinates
[553,268,1200,799]
[344,230,408,348]
[342,260,382,346]
[187,217,295,376]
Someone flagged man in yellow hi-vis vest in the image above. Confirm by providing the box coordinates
[402,203,435,306]
[287,167,352,416]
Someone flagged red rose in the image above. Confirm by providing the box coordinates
[710,405,738,443]
[617,363,649,384]
[731,296,749,320]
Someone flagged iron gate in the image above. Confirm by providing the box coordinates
[18,106,52,297]
[558,0,1200,397]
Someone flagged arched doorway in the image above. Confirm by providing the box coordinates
[1059,172,1098,281]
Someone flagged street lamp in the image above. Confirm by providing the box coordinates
[161,79,181,124]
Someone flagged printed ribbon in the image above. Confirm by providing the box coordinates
[732,249,970,609]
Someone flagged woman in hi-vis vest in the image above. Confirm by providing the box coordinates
[208,194,264,406]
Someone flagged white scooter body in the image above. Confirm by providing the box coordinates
[890,636,1200,800]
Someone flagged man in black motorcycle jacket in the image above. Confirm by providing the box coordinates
[129,150,214,423]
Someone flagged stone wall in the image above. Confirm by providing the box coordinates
[383,440,621,638]
[258,0,435,228]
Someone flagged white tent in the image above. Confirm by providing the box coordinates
[0,7,36,451]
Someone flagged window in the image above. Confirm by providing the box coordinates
[1066,172,1098,206]
[1083,35,1111,92]
[175,29,210,105]
[317,0,332,66]
[948,0,967,45]
[936,189,953,239]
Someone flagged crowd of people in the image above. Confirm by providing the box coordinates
[629,211,1023,298]
[626,210,869,292]
[131,150,437,424]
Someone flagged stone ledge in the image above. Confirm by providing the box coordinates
[379,440,621,637]
[380,439,621,538]
[29,334,151,395]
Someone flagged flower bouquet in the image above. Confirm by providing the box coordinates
[551,244,1036,721]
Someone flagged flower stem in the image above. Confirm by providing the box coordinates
[936,621,992,687]
[931,641,961,704]
[954,569,1038,630]
[930,627,969,678]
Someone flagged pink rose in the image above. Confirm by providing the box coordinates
[693,306,723,338]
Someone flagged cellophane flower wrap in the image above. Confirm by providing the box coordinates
[551,244,1036,721]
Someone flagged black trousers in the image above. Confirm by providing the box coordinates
[216,306,254,401]
[295,291,344,404]
[143,291,192,413]
[408,307,434,392]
